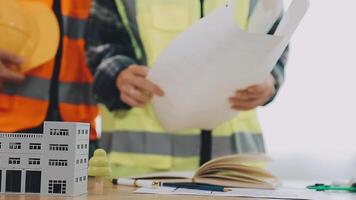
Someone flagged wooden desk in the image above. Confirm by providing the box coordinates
[0,178,262,200]
[1,178,355,200]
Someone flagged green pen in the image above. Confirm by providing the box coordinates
[307,184,356,192]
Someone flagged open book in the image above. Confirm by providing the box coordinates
[133,154,280,189]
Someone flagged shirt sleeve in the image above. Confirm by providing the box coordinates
[85,0,136,111]
[264,15,289,105]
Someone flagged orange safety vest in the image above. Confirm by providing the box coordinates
[0,0,99,140]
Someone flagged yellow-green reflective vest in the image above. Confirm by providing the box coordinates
[102,0,265,177]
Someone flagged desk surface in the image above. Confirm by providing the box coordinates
[2,178,250,200]
[2,178,355,200]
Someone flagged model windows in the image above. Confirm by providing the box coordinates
[8,157,20,165]
[77,129,89,135]
[75,176,87,183]
[29,143,41,150]
[48,180,66,194]
[6,170,22,192]
[77,143,88,150]
[25,171,41,193]
[28,158,41,165]
[9,142,21,150]
[60,129,69,136]
[49,144,69,151]
[50,128,69,136]
[76,158,87,165]
[48,159,68,166]
[50,129,59,135]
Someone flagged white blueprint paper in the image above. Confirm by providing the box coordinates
[148,0,309,131]
[248,0,284,33]
[135,187,330,200]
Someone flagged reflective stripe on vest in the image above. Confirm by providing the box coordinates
[3,76,50,101]
[62,16,86,39]
[0,0,98,139]
[100,131,265,157]
[59,82,96,105]
[115,0,143,61]
[103,0,264,173]
[3,76,95,105]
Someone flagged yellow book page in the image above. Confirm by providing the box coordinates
[196,164,275,179]
[193,177,277,189]
[196,154,270,175]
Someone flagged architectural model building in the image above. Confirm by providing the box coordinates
[0,121,90,196]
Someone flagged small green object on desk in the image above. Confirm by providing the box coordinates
[88,149,112,177]
[307,183,356,193]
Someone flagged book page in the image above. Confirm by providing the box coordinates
[193,177,276,189]
[131,154,278,188]
[195,154,271,176]
[196,163,275,179]
[198,169,276,183]
[192,154,278,188]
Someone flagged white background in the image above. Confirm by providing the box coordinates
[259,0,356,181]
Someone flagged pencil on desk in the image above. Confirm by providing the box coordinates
[162,182,231,192]
[112,178,231,192]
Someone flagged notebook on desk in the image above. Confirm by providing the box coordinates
[132,154,280,189]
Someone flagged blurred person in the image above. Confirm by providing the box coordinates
[86,0,289,176]
[0,49,25,90]
[0,0,99,157]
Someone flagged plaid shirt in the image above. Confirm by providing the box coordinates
[85,0,288,111]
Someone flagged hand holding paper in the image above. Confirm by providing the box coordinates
[148,0,309,132]
[116,65,164,107]
[231,74,276,111]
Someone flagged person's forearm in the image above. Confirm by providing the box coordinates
[85,0,137,110]
[93,56,136,111]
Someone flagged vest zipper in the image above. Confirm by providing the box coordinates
[200,0,205,18]
[199,0,213,167]
[48,0,63,121]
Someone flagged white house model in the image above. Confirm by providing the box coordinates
[0,121,90,196]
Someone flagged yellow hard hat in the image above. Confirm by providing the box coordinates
[0,0,59,72]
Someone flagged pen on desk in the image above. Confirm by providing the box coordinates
[112,179,231,192]
[307,184,356,192]
[162,183,231,192]
[112,178,160,188]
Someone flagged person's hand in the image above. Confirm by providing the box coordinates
[0,49,25,90]
[229,74,276,111]
[116,64,164,107]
